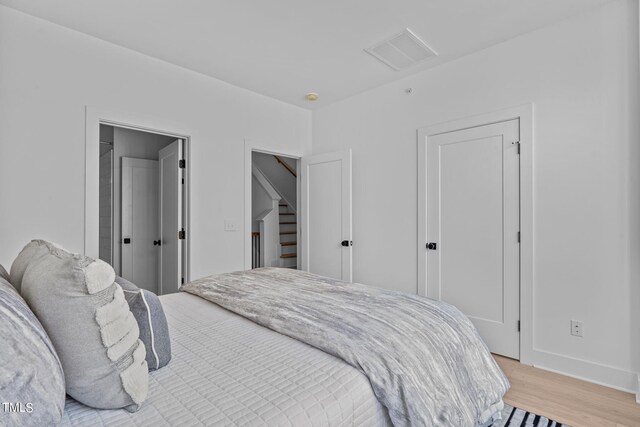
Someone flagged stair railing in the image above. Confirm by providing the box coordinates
[274,155,297,178]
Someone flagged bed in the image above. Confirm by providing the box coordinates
[61,291,391,426]
[61,268,508,427]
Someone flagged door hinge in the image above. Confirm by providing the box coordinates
[517,320,521,332]
[179,159,186,169]
[178,228,186,240]
[181,277,185,285]
[181,178,184,185]
[514,141,520,154]
[517,231,521,243]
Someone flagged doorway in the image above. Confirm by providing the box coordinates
[419,118,521,359]
[244,142,354,282]
[98,124,188,295]
[250,151,300,269]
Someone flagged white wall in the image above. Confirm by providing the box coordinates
[251,168,282,268]
[313,0,640,392]
[0,5,311,279]
[253,152,298,210]
[251,175,274,232]
[258,209,281,269]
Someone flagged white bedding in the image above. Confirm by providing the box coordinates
[61,292,391,427]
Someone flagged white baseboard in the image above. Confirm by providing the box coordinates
[529,348,637,395]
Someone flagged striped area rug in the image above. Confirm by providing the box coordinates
[492,404,569,427]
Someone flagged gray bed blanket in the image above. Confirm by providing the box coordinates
[181,268,509,427]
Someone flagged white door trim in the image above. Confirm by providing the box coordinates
[243,139,303,270]
[417,103,533,365]
[84,106,192,283]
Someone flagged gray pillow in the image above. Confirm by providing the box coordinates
[18,240,149,411]
[116,277,172,370]
[0,275,65,427]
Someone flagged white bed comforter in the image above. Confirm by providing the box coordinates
[61,292,391,427]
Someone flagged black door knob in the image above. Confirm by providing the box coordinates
[123,238,131,244]
[427,242,437,250]
[153,240,162,246]
[341,240,353,247]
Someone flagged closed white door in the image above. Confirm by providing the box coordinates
[121,157,159,293]
[300,150,352,281]
[159,139,183,295]
[425,119,520,359]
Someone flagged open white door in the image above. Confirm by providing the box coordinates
[300,150,352,281]
[159,139,184,295]
[121,158,159,293]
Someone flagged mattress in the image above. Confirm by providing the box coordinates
[60,292,391,427]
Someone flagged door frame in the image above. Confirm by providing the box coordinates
[417,104,533,365]
[85,106,192,283]
[244,138,302,270]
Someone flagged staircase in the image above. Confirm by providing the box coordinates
[278,202,297,268]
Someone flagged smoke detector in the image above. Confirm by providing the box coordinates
[365,28,437,71]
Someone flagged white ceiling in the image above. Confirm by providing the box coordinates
[0,0,612,109]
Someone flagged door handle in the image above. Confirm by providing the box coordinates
[341,240,353,247]
[123,238,131,244]
[153,240,162,246]
[426,242,437,250]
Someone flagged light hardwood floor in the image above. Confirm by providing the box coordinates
[495,355,640,427]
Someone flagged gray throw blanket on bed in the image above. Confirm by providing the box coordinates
[181,268,509,427]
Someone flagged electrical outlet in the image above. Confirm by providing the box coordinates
[224,220,237,232]
[571,320,583,337]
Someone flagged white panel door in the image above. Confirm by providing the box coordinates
[426,119,520,359]
[159,139,183,295]
[301,150,352,281]
[121,157,159,293]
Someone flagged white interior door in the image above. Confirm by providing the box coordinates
[121,157,159,293]
[159,139,183,295]
[425,119,520,359]
[300,150,352,281]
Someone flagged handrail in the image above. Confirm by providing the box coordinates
[274,155,297,178]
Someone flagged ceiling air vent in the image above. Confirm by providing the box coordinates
[365,28,437,71]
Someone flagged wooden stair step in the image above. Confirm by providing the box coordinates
[279,213,295,215]
[280,231,296,235]
[281,241,297,246]
[280,253,297,259]
[280,221,296,225]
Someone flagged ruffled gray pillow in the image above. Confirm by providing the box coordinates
[9,241,54,293]
[17,240,149,411]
